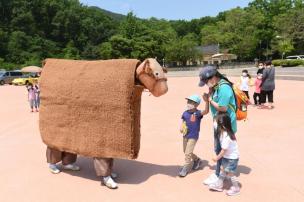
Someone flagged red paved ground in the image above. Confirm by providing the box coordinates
[0,77,303,202]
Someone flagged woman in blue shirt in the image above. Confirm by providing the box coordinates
[198,66,237,186]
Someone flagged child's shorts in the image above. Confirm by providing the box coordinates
[29,99,35,108]
[221,158,239,173]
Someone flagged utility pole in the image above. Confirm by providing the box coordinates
[266,41,269,60]
[259,40,262,61]
[217,43,220,54]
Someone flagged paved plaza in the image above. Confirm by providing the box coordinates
[0,75,303,202]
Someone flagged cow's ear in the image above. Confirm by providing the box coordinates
[144,59,153,75]
[162,66,168,73]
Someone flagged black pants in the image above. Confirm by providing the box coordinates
[242,91,249,99]
[260,90,274,104]
[253,92,261,105]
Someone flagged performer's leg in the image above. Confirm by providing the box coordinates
[93,158,113,177]
[93,158,117,189]
[46,147,62,174]
[46,147,62,164]
[62,152,77,165]
[61,151,80,171]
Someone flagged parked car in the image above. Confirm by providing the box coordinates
[12,74,39,85]
[286,55,304,60]
[0,70,23,85]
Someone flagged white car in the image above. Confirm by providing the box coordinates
[286,55,304,60]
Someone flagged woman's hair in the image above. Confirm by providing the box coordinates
[215,112,236,140]
[242,69,251,79]
[214,71,234,86]
[265,60,272,66]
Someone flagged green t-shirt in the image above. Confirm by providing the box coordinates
[210,79,237,134]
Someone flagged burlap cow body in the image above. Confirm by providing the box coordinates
[39,59,148,159]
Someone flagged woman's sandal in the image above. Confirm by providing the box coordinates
[257,105,268,109]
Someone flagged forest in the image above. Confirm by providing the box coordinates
[0,0,303,69]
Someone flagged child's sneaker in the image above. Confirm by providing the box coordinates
[192,158,202,170]
[178,166,188,177]
[203,173,218,185]
[102,176,118,189]
[62,164,80,171]
[49,164,60,174]
[226,186,240,196]
[209,180,224,192]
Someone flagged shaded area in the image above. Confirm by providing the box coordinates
[65,157,180,184]
[207,163,252,177]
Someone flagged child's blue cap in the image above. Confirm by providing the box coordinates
[186,94,201,104]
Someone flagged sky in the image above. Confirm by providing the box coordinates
[80,0,253,21]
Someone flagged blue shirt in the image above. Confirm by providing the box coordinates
[181,110,203,139]
[210,79,237,134]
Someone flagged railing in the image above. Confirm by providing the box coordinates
[220,62,255,69]
[167,62,256,71]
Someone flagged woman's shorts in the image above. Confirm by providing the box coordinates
[221,158,239,173]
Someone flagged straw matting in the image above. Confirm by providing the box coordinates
[39,59,144,159]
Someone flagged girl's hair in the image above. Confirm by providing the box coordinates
[214,71,234,86]
[242,69,251,79]
[215,112,236,140]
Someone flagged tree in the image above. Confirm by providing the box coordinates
[99,42,113,59]
[165,34,200,66]
[201,8,265,60]
[63,41,80,59]
[273,8,304,54]
[108,35,133,58]
[7,31,32,64]
[277,39,294,58]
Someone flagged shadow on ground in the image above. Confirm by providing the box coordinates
[207,164,252,177]
[64,157,180,184]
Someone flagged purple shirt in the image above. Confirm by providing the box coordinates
[28,88,35,100]
[181,110,203,139]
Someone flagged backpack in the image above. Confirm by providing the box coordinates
[216,80,250,121]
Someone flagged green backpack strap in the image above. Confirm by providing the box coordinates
[228,103,236,111]
[215,80,237,112]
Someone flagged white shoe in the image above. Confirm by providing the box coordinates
[203,173,218,185]
[209,180,224,192]
[49,164,61,174]
[62,164,80,171]
[102,176,118,189]
[226,186,240,196]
